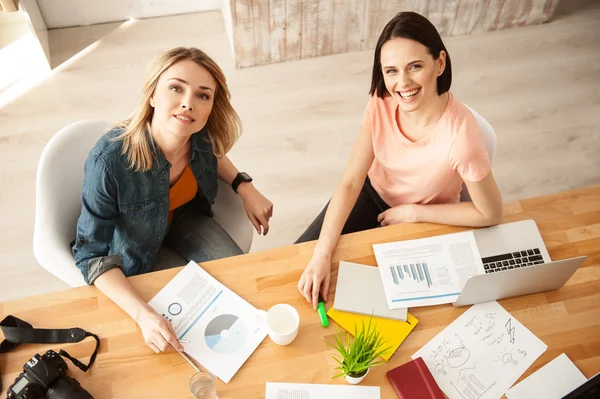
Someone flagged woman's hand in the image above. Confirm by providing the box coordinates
[297,253,332,310]
[136,306,184,354]
[377,204,419,226]
[238,183,273,235]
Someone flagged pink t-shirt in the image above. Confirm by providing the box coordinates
[363,92,491,207]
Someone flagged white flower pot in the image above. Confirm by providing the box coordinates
[344,368,369,385]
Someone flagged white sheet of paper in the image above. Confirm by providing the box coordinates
[148,261,267,383]
[265,383,380,399]
[505,353,587,399]
[412,301,547,399]
[373,230,485,308]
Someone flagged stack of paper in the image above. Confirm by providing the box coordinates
[329,261,418,361]
[327,307,418,361]
[334,261,407,321]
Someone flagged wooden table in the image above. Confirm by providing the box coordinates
[2,186,600,398]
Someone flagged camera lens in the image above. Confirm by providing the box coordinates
[46,377,93,399]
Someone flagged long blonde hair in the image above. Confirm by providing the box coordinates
[116,47,241,171]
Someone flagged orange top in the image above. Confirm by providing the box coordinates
[168,165,198,224]
[363,92,491,207]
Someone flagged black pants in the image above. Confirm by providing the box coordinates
[295,177,391,243]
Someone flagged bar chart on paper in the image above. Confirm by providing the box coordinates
[374,231,484,308]
[389,263,433,288]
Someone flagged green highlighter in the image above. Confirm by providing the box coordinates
[317,292,329,327]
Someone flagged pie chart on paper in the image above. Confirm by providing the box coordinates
[204,314,248,355]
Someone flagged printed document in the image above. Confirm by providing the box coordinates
[373,231,485,308]
[148,261,267,383]
[265,383,380,399]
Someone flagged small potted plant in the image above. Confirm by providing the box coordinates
[327,317,392,384]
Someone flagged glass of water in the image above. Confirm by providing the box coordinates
[189,371,218,399]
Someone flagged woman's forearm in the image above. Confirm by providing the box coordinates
[310,126,374,259]
[217,154,239,185]
[313,179,364,259]
[415,201,503,227]
[93,268,152,323]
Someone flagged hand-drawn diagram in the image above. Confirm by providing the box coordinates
[450,364,496,399]
[505,318,516,344]
[494,348,519,366]
[504,319,515,344]
[413,302,548,399]
[434,362,447,377]
[430,335,471,377]
[447,345,471,368]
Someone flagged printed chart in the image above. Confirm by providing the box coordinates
[389,262,433,288]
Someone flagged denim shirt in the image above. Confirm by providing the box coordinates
[72,127,218,284]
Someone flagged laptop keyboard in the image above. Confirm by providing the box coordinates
[562,373,600,398]
[567,388,600,399]
[482,248,545,273]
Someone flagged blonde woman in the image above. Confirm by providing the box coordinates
[72,47,273,353]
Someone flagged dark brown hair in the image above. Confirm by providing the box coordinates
[369,12,452,98]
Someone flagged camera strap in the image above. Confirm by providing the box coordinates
[0,315,100,373]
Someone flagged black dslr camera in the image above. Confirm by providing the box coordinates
[7,350,93,399]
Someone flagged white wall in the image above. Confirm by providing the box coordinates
[0,11,31,47]
[37,0,222,29]
[0,3,51,106]
[221,0,234,57]
[20,0,50,63]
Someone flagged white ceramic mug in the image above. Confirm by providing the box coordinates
[260,304,300,346]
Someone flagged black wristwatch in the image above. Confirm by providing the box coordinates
[232,172,253,193]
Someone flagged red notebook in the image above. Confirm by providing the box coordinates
[386,357,445,399]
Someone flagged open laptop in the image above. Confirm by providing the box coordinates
[453,219,587,307]
[563,373,600,399]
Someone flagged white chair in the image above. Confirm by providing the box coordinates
[460,106,497,202]
[33,120,253,287]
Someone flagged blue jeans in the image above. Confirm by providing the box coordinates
[151,197,243,271]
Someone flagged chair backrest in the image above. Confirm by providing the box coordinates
[33,120,253,287]
[33,120,113,286]
[212,179,253,253]
[460,106,497,202]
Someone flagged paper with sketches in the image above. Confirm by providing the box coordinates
[374,231,485,308]
[412,301,547,399]
[148,261,267,383]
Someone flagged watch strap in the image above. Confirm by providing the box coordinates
[232,172,252,193]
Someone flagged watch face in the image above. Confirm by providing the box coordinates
[239,172,252,181]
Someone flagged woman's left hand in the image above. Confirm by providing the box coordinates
[377,204,419,226]
[238,183,273,235]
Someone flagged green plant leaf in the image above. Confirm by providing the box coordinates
[325,314,394,377]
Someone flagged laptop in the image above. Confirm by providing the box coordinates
[562,373,600,399]
[334,261,408,321]
[453,219,587,307]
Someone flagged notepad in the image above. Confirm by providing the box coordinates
[387,357,444,399]
[326,307,418,361]
[506,353,587,399]
[334,261,408,321]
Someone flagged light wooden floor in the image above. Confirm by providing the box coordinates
[0,0,598,302]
